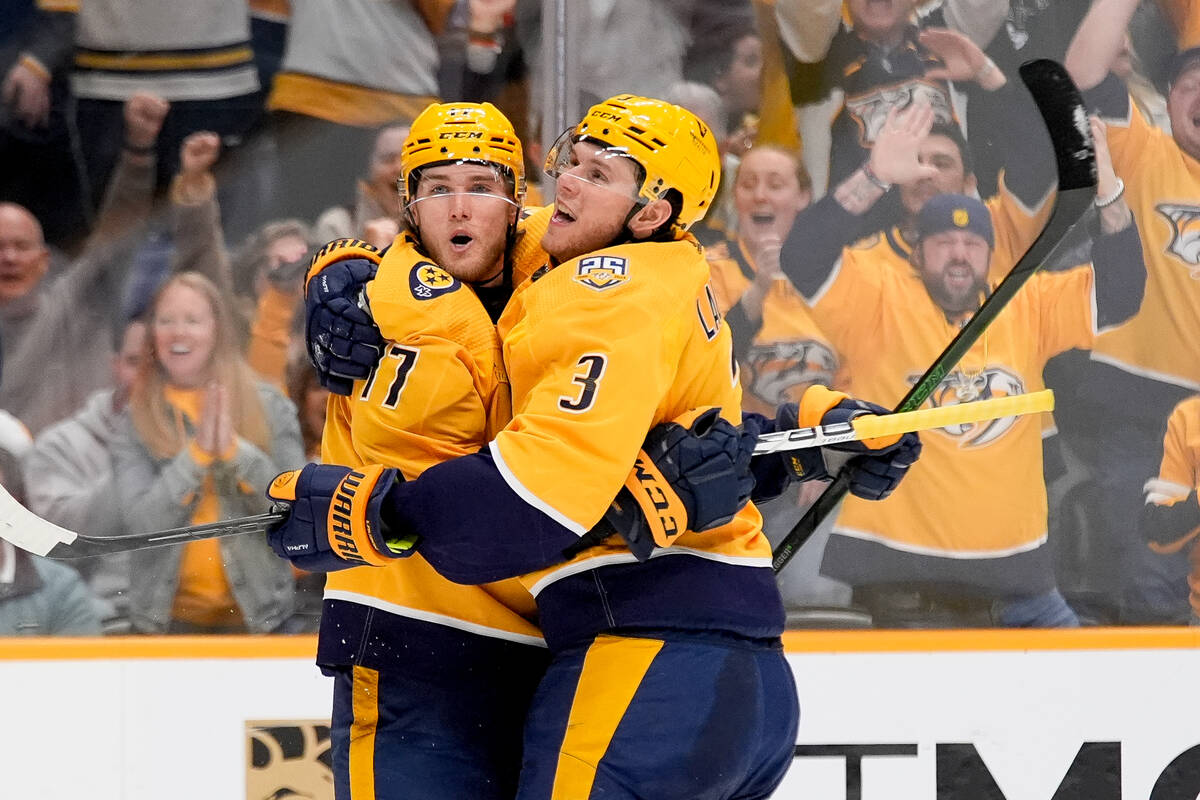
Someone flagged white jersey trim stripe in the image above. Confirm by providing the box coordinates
[832,525,1048,559]
[322,588,547,648]
[1088,352,1200,392]
[1143,478,1191,505]
[526,547,773,597]
[72,69,259,102]
[489,439,588,535]
[805,254,844,306]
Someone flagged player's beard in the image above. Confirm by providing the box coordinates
[425,234,508,285]
[542,209,628,263]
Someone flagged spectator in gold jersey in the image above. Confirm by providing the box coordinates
[1059,0,1200,622]
[778,114,1145,627]
[706,143,853,611]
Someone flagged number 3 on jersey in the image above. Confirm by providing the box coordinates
[360,344,420,409]
[559,353,607,413]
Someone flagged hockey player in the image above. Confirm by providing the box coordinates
[271,101,760,800]
[269,95,921,798]
[272,103,550,800]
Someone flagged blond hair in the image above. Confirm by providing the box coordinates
[130,272,272,459]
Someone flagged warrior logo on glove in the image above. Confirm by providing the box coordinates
[266,463,412,572]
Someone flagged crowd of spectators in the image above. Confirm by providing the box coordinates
[0,0,1196,634]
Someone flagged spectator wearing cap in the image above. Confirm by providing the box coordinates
[781,176,1144,626]
[779,27,1061,313]
[1061,0,1200,622]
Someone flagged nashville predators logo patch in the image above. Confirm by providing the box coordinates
[909,367,1027,448]
[409,262,460,300]
[1157,203,1200,277]
[746,340,838,406]
[845,81,954,147]
[573,255,630,292]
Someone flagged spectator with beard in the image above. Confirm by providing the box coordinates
[777,114,1143,626]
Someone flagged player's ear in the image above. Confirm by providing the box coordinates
[627,198,674,239]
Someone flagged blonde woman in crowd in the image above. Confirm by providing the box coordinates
[111,271,304,634]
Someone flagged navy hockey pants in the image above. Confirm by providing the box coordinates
[328,655,544,800]
[516,631,799,799]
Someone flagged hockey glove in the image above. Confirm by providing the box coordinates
[758,385,921,502]
[604,407,757,560]
[305,239,387,395]
[265,463,416,572]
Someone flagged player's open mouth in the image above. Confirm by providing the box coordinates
[450,234,473,247]
[169,344,192,355]
[750,212,775,225]
[551,208,576,225]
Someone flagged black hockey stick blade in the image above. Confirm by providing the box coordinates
[771,59,1097,574]
[0,478,287,558]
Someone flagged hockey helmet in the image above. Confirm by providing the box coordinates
[545,94,721,233]
[401,102,525,206]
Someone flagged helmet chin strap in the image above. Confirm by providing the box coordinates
[602,197,649,251]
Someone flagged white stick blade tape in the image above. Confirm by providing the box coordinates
[0,482,77,556]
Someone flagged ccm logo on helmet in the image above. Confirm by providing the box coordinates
[439,131,484,139]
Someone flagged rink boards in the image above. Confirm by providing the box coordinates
[1,628,1198,799]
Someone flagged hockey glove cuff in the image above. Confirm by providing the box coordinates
[305,239,386,395]
[266,463,415,572]
[605,407,756,560]
[760,385,921,502]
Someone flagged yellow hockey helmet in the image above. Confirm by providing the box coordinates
[401,102,525,205]
[551,94,721,233]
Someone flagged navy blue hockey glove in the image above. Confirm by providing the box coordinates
[757,385,921,502]
[305,239,387,396]
[604,407,757,560]
[265,463,415,572]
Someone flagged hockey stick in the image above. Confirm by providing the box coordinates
[0,487,288,559]
[771,59,1097,574]
[0,391,1054,561]
[754,389,1054,455]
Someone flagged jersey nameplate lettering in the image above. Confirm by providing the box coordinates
[573,255,629,292]
[409,262,461,300]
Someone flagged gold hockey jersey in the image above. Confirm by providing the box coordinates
[706,237,841,415]
[489,235,775,597]
[1093,97,1200,390]
[321,233,542,646]
[809,248,1101,592]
